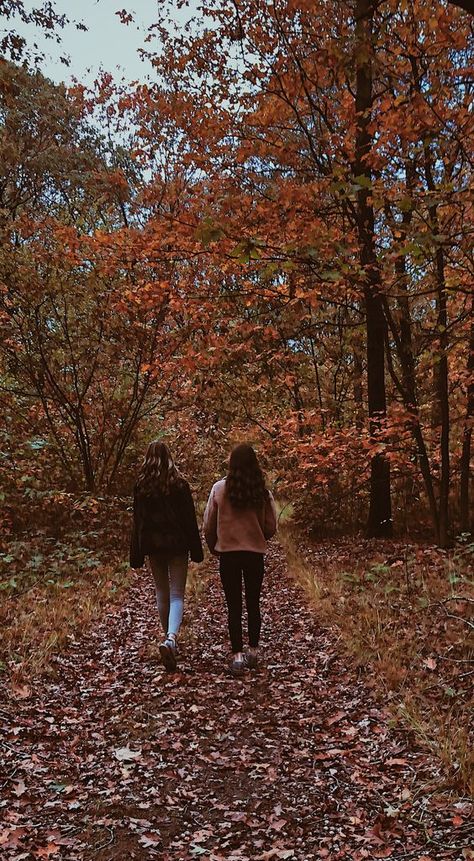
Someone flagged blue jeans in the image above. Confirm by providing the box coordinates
[149,552,188,637]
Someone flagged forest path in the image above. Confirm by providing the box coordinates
[1,546,471,860]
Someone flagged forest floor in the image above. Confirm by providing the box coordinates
[1,545,473,861]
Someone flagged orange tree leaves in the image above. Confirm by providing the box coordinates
[124,0,474,540]
[2,2,474,540]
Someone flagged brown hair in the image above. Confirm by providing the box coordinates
[225,443,268,509]
[136,440,182,496]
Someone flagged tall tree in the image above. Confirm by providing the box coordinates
[354,0,392,537]
[0,64,200,491]
[460,309,474,534]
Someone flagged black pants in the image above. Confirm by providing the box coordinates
[219,551,264,653]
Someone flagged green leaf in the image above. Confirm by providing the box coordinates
[398,196,413,213]
[341,571,359,584]
[195,218,223,246]
[384,584,399,595]
[370,563,390,575]
[353,173,372,188]
[231,240,262,263]
[0,577,18,591]
[320,269,340,282]
[399,242,424,258]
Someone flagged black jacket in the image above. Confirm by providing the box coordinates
[130,479,204,568]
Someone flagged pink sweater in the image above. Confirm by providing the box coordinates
[203,479,277,554]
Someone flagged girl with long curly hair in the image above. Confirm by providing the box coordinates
[130,440,203,672]
[203,443,277,676]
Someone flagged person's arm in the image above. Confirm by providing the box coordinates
[203,485,218,554]
[130,486,145,569]
[263,490,277,540]
[181,483,204,563]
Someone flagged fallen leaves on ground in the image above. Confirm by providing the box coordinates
[1,546,472,859]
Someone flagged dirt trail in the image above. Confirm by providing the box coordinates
[1,546,472,860]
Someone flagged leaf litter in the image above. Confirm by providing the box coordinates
[0,546,472,859]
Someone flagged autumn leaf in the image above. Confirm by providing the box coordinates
[140,832,162,847]
[114,745,142,761]
[34,844,60,858]
[255,850,295,860]
[12,779,26,797]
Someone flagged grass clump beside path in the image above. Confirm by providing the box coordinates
[281,525,474,795]
[0,494,132,681]
[0,538,130,681]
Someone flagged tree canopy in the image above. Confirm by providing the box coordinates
[1,0,473,545]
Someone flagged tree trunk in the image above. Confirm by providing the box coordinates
[309,332,326,431]
[353,333,364,431]
[447,0,474,14]
[293,381,305,438]
[460,311,474,534]
[423,153,451,547]
[408,54,451,547]
[394,177,440,542]
[354,0,392,537]
[435,251,450,547]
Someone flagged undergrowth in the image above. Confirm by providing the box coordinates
[281,524,474,795]
[0,493,134,680]
[0,534,130,680]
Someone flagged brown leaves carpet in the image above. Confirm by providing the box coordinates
[1,546,472,860]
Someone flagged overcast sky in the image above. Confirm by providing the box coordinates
[13,1,194,85]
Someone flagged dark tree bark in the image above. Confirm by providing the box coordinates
[396,251,441,540]
[383,164,441,542]
[293,381,306,438]
[422,149,451,548]
[405,54,451,547]
[460,310,474,534]
[448,0,474,13]
[353,339,364,431]
[354,0,392,538]
[433,250,451,546]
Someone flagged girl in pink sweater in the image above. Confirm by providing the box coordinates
[203,444,277,676]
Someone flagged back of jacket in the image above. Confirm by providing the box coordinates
[203,478,277,554]
[130,479,203,566]
[140,487,185,554]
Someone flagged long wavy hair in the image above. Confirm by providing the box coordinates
[136,441,182,497]
[225,443,268,509]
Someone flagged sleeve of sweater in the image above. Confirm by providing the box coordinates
[203,485,218,553]
[263,491,278,540]
[129,486,145,569]
[181,483,204,563]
